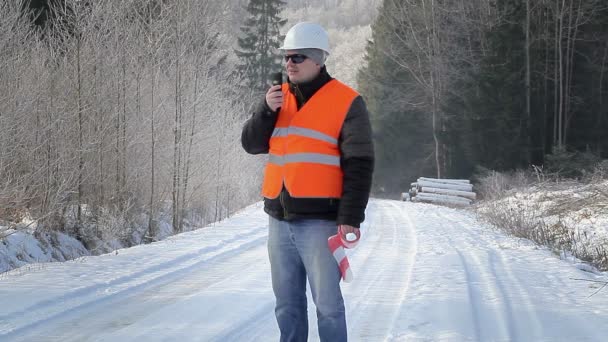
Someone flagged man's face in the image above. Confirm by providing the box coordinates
[284,50,321,84]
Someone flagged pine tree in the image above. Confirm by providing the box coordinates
[235,0,287,93]
[466,0,528,171]
[454,0,608,171]
[358,0,436,196]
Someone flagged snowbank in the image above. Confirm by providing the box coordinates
[0,228,89,273]
[477,180,608,271]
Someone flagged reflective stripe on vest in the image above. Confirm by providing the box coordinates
[268,152,341,167]
[272,127,338,145]
[262,79,359,199]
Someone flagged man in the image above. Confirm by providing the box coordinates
[241,22,374,342]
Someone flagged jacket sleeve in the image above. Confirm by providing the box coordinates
[337,96,375,228]
[241,99,279,155]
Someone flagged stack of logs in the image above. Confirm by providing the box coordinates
[401,177,476,206]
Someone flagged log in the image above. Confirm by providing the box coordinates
[417,180,473,192]
[419,187,476,200]
[415,192,472,206]
[416,192,472,203]
[412,196,471,206]
[400,192,410,201]
[418,177,470,184]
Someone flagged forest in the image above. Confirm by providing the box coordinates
[1,0,606,253]
[360,0,608,194]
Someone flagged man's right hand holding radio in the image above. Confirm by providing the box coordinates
[266,85,283,112]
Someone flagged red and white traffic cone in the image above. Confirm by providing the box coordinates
[327,225,360,283]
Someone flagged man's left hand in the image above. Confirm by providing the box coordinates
[339,224,360,240]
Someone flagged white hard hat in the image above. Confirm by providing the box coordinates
[280,22,330,54]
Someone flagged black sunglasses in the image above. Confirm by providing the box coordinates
[284,54,308,64]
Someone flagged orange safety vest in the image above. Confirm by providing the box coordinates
[262,79,359,199]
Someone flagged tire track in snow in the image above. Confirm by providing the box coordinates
[339,201,394,338]
[384,201,418,338]
[437,210,543,340]
[209,302,276,342]
[412,206,484,341]
[439,209,608,341]
[342,201,393,314]
[453,249,483,342]
[488,250,543,339]
[102,239,274,342]
[1,227,268,340]
[412,207,512,341]
[346,200,418,341]
[454,250,515,341]
[341,200,395,338]
[432,209,514,341]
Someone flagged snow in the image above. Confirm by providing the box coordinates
[0,202,204,274]
[0,229,89,273]
[479,181,608,262]
[1,199,608,341]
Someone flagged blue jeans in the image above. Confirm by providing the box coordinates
[268,216,347,342]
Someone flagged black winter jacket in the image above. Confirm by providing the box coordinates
[241,67,374,228]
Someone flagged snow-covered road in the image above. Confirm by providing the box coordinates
[1,199,607,341]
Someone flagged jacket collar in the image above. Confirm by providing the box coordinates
[288,66,333,108]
